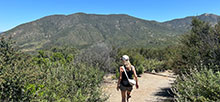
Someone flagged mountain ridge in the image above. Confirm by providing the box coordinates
[162,13,220,32]
[1,13,220,51]
[2,13,220,33]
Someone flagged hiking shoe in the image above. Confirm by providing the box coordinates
[127,95,131,101]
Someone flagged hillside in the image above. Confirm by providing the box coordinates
[1,13,220,51]
[1,13,181,51]
[163,13,220,32]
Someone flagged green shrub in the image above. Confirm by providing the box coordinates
[0,38,107,102]
[130,53,145,75]
[30,49,107,102]
[114,67,120,79]
[136,64,144,75]
[143,59,165,72]
[172,66,220,102]
[0,37,43,101]
[37,62,106,102]
[172,19,220,74]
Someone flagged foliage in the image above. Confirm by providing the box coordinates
[114,47,172,79]
[171,19,220,102]
[172,66,220,102]
[172,18,220,73]
[0,37,43,101]
[75,42,117,73]
[115,47,177,75]
[143,59,165,72]
[32,49,106,102]
[139,48,166,60]
[0,37,107,102]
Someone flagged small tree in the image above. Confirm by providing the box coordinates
[0,37,42,101]
[173,18,220,73]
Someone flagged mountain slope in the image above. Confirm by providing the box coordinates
[2,13,219,51]
[163,13,220,32]
[2,13,181,51]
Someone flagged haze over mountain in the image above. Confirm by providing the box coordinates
[1,13,220,51]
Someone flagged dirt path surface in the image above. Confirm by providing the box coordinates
[102,71,175,102]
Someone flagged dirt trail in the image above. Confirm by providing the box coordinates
[102,71,175,102]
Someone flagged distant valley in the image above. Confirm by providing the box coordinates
[1,13,220,52]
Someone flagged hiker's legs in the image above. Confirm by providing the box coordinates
[127,91,131,97]
[127,91,131,101]
[121,90,126,102]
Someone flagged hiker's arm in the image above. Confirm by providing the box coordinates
[132,66,139,89]
[117,67,123,90]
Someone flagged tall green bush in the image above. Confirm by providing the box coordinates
[0,37,43,101]
[172,19,220,73]
[32,50,107,102]
[0,37,107,102]
[143,59,165,72]
[172,66,220,102]
[171,19,220,102]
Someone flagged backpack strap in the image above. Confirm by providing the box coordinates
[122,66,130,80]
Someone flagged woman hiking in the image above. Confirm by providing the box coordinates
[117,55,139,102]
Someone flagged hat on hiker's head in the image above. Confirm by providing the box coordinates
[121,55,129,61]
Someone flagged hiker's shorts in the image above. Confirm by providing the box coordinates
[119,84,133,92]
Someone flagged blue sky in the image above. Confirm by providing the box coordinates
[0,0,220,31]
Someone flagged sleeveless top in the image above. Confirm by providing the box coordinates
[120,65,134,87]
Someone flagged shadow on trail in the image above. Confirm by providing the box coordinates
[154,87,174,102]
